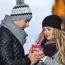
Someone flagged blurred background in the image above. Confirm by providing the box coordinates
[1,0,64,54]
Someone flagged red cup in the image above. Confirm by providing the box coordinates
[32,44,42,53]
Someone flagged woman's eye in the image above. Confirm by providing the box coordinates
[48,28,51,30]
[47,27,52,30]
[43,27,52,31]
[43,29,45,31]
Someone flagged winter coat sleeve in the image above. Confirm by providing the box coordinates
[0,28,31,65]
[42,56,62,65]
[33,53,62,65]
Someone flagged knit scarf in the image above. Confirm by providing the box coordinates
[1,15,28,45]
[41,40,57,57]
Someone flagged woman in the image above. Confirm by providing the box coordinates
[35,15,65,65]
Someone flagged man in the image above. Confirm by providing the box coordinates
[0,0,43,65]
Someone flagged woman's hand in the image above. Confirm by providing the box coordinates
[28,48,45,64]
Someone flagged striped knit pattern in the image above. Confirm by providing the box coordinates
[10,0,32,21]
[11,7,32,16]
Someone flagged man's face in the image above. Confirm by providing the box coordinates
[15,19,29,29]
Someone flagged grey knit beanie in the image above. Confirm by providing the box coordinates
[10,0,32,21]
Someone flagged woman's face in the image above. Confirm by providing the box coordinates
[43,26,54,40]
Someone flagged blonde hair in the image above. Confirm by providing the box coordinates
[36,28,65,65]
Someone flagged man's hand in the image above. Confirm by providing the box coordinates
[28,48,44,64]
